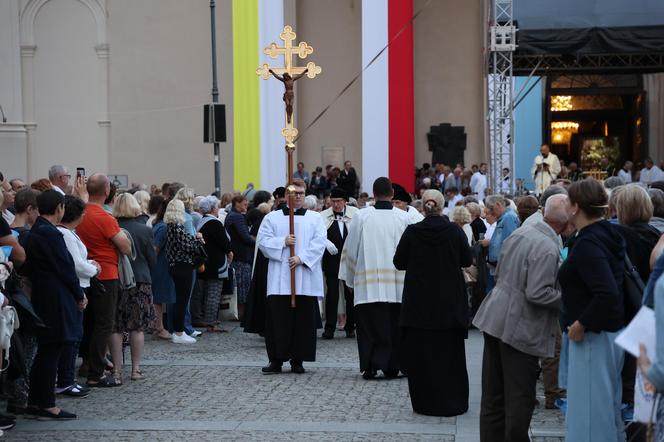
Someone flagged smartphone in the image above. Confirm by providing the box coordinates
[76,167,85,179]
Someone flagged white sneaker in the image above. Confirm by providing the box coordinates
[172,333,196,344]
[189,330,203,338]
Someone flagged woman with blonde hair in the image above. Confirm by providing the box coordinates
[133,190,151,224]
[165,199,205,344]
[173,186,200,338]
[174,187,196,234]
[451,205,473,246]
[611,184,660,419]
[112,193,156,381]
[393,189,473,416]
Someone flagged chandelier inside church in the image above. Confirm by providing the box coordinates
[550,96,573,112]
[551,121,579,144]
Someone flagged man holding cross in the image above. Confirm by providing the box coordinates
[257,179,327,374]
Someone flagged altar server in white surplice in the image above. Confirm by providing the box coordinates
[339,177,411,380]
[257,179,327,375]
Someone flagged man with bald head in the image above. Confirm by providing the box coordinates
[474,194,569,442]
[76,173,131,387]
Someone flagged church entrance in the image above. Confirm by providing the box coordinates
[544,74,646,174]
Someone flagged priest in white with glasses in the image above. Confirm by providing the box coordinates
[257,179,327,375]
[339,177,411,380]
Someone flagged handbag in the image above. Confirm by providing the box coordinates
[219,267,239,321]
[193,241,208,273]
[118,229,136,290]
[0,306,19,372]
[462,265,478,283]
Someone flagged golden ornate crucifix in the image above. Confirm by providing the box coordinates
[256,25,322,143]
[257,25,321,307]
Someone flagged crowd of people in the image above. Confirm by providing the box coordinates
[2,154,664,442]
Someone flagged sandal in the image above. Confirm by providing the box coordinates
[86,374,122,388]
[206,325,227,333]
[155,330,172,340]
[131,370,145,381]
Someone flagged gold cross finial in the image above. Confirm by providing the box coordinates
[256,25,322,80]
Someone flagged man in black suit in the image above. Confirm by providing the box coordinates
[337,161,358,199]
[320,188,358,339]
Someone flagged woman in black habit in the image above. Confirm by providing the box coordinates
[393,189,472,417]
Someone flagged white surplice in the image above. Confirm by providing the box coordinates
[531,153,561,195]
[470,172,488,201]
[406,206,424,224]
[257,209,327,298]
[339,205,411,306]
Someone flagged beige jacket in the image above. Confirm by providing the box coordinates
[320,205,359,231]
[473,221,561,358]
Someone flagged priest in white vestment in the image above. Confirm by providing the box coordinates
[339,177,411,379]
[257,179,327,374]
[470,163,489,202]
[531,144,561,196]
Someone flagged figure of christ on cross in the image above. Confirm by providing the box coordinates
[269,68,308,124]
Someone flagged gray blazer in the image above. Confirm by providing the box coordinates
[473,221,561,358]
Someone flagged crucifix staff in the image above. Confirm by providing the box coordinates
[257,25,322,308]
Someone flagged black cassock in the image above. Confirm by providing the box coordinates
[242,250,269,335]
[354,302,402,374]
[265,295,318,363]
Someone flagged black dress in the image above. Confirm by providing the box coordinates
[393,215,473,417]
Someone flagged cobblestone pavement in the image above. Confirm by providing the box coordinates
[4,325,565,441]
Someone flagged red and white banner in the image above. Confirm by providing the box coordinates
[362,0,414,193]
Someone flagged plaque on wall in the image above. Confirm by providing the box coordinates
[427,123,467,166]
[322,146,345,168]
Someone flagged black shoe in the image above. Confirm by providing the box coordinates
[321,330,334,339]
[383,369,399,379]
[345,330,356,339]
[290,362,305,374]
[59,385,90,398]
[362,369,377,380]
[0,415,15,430]
[76,383,91,394]
[261,362,282,375]
[29,408,77,420]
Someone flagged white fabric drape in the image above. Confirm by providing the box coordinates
[644,73,664,163]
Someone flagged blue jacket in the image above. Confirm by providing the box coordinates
[488,207,520,264]
[648,275,664,390]
[225,208,255,263]
[24,217,84,343]
[643,252,664,307]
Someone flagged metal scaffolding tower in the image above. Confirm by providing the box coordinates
[488,0,517,194]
